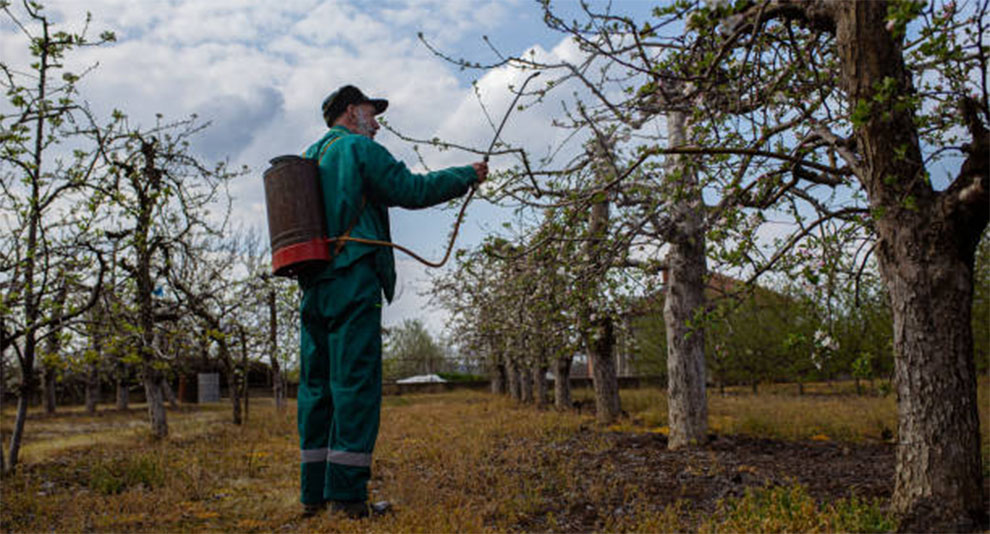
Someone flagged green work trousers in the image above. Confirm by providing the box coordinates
[298,255,382,504]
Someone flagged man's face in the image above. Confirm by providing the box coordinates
[352,103,379,139]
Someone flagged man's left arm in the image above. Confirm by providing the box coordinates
[359,139,478,209]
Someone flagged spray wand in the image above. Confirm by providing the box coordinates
[332,71,540,268]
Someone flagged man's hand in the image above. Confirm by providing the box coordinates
[471,161,489,184]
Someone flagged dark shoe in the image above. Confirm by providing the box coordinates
[329,499,392,519]
[302,501,326,518]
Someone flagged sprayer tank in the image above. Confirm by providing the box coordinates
[262,155,330,276]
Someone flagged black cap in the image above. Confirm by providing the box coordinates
[322,85,388,126]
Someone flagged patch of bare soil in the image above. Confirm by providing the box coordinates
[507,429,897,532]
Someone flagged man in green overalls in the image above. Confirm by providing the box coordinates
[297,85,487,519]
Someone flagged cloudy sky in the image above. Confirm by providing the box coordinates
[1,0,655,335]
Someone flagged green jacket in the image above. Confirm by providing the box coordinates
[299,126,477,302]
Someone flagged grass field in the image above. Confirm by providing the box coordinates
[1,379,987,533]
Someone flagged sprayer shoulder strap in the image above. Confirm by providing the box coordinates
[334,195,367,255]
[315,135,343,161]
[307,134,369,256]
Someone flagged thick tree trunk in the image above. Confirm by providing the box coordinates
[663,109,708,449]
[882,226,984,532]
[553,356,573,410]
[830,2,987,529]
[588,316,621,424]
[142,369,168,438]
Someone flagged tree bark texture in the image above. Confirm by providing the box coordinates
[588,316,621,424]
[553,356,573,410]
[141,369,168,438]
[663,109,708,449]
[507,361,521,401]
[830,1,987,529]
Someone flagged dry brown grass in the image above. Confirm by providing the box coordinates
[0,378,986,533]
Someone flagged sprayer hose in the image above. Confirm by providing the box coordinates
[325,187,475,269]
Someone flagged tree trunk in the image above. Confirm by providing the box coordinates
[831,2,987,529]
[41,278,67,415]
[507,360,521,401]
[519,364,534,404]
[8,289,38,472]
[533,365,548,408]
[85,361,100,414]
[663,109,708,449]
[135,139,167,438]
[161,378,178,409]
[42,366,57,415]
[116,371,129,410]
[222,344,242,425]
[142,369,168,438]
[553,356,573,410]
[588,316,621,424]
[0,339,5,473]
[268,288,285,411]
[882,229,984,531]
[583,180,621,424]
[6,19,48,474]
[6,394,30,474]
[490,360,506,395]
[241,330,249,424]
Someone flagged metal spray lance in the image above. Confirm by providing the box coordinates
[337,71,542,268]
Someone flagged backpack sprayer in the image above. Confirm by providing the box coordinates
[262,72,540,277]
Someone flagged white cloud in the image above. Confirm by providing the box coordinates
[1,0,583,336]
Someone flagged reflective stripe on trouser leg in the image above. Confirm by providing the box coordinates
[325,259,382,502]
[298,284,333,505]
[328,450,372,467]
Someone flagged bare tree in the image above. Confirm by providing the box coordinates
[0,2,113,472]
[96,117,236,438]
